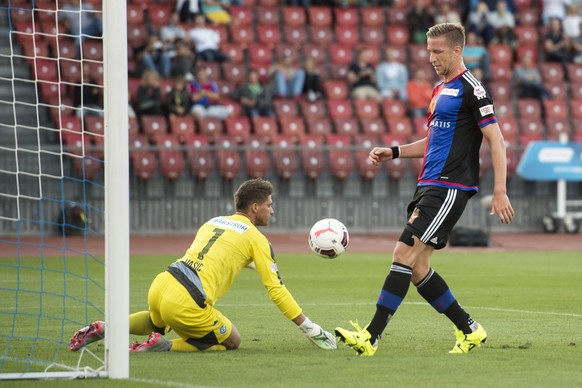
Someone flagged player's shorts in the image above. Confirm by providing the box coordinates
[403,185,475,250]
[147,270,232,350]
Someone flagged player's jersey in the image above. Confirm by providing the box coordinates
[176,214,302,320]
[418,70,496,191]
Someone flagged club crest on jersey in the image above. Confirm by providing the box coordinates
[479,104,494,117]
[440,88,459,96]
[473,85,487,100]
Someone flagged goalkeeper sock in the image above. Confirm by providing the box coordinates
[367,263,412,341]
[415,268,474,334]
[129,311,157,335]
[170,338,226,352]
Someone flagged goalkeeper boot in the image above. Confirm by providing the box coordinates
[335,321,377,356]
[130,332,172,352]
[69,321,105,351]
[449,323,487,354]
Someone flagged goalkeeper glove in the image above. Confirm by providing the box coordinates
[299,317,337,350]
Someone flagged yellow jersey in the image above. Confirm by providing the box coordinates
[177,214,302,320]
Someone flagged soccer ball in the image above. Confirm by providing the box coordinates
[308,218,349,259]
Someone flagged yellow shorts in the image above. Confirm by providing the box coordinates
[205,10,231,25]
[147,271,232,349]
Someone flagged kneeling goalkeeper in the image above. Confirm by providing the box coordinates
[70,178,336,352]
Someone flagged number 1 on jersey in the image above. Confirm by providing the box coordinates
[197,228,225,260]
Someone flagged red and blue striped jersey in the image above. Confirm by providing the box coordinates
[418,70,496,192]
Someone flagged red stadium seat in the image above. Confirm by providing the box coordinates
[514,26,538,46]
[354,134,381,179]
[329,63,350,80]
[381,99,407,119]
[185,134,214,180]
[299,135,325,179]
[39,81,65,102]
[283,26,308,46]
[282,6,306,27]
[198,117,224,141]
[335,26,360,46]
[258,0,279,7]
[222,62,246,84]
[309,26,334,46]
[360,7,385,27]
[329,44,354,65]
[279,116,306,142]
[544,82,567,100]
[256,7,280,25]
[516,45,538,63]
[273,99,298,117]
[387,117,413,138]
[495,101,514,118]
[215,136,241,179]
[540,62,565,83]
[299,100,326,119]
[360,118,387,136]
[169,115,196,143]
[354,100,380,119]
[498,116,519,145]
[517,99,542,119]
[518,118,544,146]
[131,151,158,181]
[34,59,58,82]
[361,27,385,45]
[221,44,245,63]
[386,8,407,25]
[141,115,168,141]
[305,118,332,136]
[148,4,171,28]
[488,82,512,102]
[543,100,568,119]
[380,134,409,179]
[229,25,255,46]
[326,134,354,179]
[517,8,540,26]
[327,100,353,119]
[411,117,428,136]
[127,4,145,25]
[256,25,281,46]
[272,135,299,179]
[572,119,582,141]
[308,7,332,27]
[252,116,278,141]
[248,43,273,65]
[230,6,253,26]
[514,0,532,11]
[158,135,186,181]
[567,64,582,83]
[127,25,149,48]
[244,136,270,178]
[334,7,359,27]
[488,44,513,65]
[85,116,104,138]
[60,115,82,134]
[545,118,571,141]
[225,116,251,143]
[333,118,360,136]
[489,64,512,82]
[323,80,349,100]
[386,26,409,46]
[409,44,429,66]
[570,99,582,119]
[302,44,327,64]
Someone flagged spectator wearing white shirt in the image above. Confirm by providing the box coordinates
[187,14,230,62]
[562,5,581,38]
[376,48,408,101]
[490,0,516,45]
[542,0,571,25]
[160,12,188,46]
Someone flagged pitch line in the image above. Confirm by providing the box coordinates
[127,378,214,388]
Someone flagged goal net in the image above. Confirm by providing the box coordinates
[0,0,129,380]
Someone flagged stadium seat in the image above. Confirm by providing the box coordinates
[326,134,354,179]
[329,63,350,80]
[283,26,308,46]
[279,116,306,142]
[488,44,513,65]
[545,82,567,100]
[514,0,532,11]
[299,100,326,119]
[302,44,327,64]
[354,100,380,119]
[391,0,408,8]
[72,155,102,180]
[127,25,149,48]
[386,8,407,25]
[258,0,279,7]
[360,7,385,27]
[141,115,168,141]
[169,115,196,143]
[148,4,171,28]
[353,134,381,179]
[216,80,236,97]
[39,81,65,102]
[305,118,332,136]
[334,7,358,27]
[329,44,354,65]
[158,135,186,181]
[498,116,519,145]
[248,43,273,65]
[184,134,214,180]
[309,26,334,46]
[516,45,538,63]
[323,80,349,100]
[252,116,278,141]
[128,117,140,138]
[327,100,353,119]
[335,26,360,46]
[489,64,512,82]
[515,26,538,46]
[381,99,407,119]
[9,3,33,24]
[221,44,245,63]
[299,135,325,179]
[572,119,582,141]
[272,135,299,179]
[34,59,58,82]
[387,117,413,138]
[244,136,270,178]
[409,44,430,66]
[360,118,387,136]
[273,99,298,117]
[495,101,514,118]
[229,24,255,46]
[222,62,246,84]
[256,7,280,25]
[131,136,158,181]
[545,118,571,141]
[518,118,544,146]
[127,4,145,25]
[333,118,360,136]
[225,116,251,143]
[543,100,568,119]
[411,116,428,136]
[308,6,332,27]
[230,6,253,26]
[386,26,409,46]
[256,25,281,46]
[517,99,542,119]
[361,27,385,46]
[85,116,104,137]
[540,62,565,83]
[380,134,408,179]
[60,115,82,134]
[567,64,582,83]
[198,117,224,141]
[215,136,242,179]
[488,82,512,102]
[282,6,306,27]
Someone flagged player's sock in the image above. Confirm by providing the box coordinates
[367,263,413,341]
[170,338,226,352]
[129,311,156,335]
[415,268,475,334]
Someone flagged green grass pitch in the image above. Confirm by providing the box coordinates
[3,250,582,387]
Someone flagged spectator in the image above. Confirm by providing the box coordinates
[200,0,232,25]
[134,70,164,116]
[189,67,233,120]
[59,0,102,44]
[463,32,490,80]
[562,5,581,39]
[270,53,305,99]
[542,0,570,25]
[233,70,274,117]
[138,35,173,78]
[170,39,196,79]
[286,0,310,7]
[177,0,200,23]
[490,0,516,45]
[188,14,230,63]
[407,0,435,44]
[167,76,192,116]
[513,52,550,101]
[571,21,582,63]
[302,56,325,101]
[160,12,189,47]
[467,1,495,45]
[544,17,571,65]
[406,67,433,118]
[347,49,380,100]
[74,62,102,117]
[376,48,408,101]
[434,2,461,24]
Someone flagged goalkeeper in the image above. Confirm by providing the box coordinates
[70,178,336,352]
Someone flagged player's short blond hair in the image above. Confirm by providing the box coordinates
[427,23,466,49]
[235,178,273,211]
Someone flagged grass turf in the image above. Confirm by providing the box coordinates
[2,250,582,387]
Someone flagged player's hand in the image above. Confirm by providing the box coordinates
[368,147,393,166]
[304,324,337,350]
[490,192,515,224]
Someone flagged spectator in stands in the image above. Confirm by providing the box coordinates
[302,56,325,101]
[138,35,173,78]
[563,5,581,39]
[167,76,192,117]
[286,0,310,7]
[407,0,435,44]
[74,63,102,117]
[134,70,164,116]
[544,17,571,65]
[466,1,495,45]
[170,39,196,79]
[200,0,232,25]
[189,67,233,120]
[376,48,408,101]
[463,32,490,80]
[233,70,274,118]
[270,53,305,99]
[434,2,461,24]
[406,67,433,118]
[177,0,200,23]
[490,0,516,45]
[188,15,230,63]
[161,12,189,47]
[513,52,550,101]
[59,0,102,44]
[570,21,582,63]
[347,50,380,100]
[542,0,570,25]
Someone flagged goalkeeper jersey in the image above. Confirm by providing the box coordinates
[177,214,302,320]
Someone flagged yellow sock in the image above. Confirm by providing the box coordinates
[170,338,226,352]
[129,311,155,335]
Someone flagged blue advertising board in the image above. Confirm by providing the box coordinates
[517,141,582,181]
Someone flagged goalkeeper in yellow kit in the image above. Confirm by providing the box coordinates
[70,178,336,352]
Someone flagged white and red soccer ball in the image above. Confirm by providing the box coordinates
[308,218,349,259]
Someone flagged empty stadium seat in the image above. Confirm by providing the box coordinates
[409,44,429,66]
[545,82,567,100]
[334,7,358,27]
[329,44,354,65]
[222,62,246,84]
[515,26,538,46]
[354,134,381,179]
[272,135,299,178]
[283,26,308,46]
[72,155,102,180]
[489,64,512,82]
[516,45,538,63]
[256,7,280,25]
[387,117,413,138]
[299,135,325,179]
[540,62,565,83]
[386,7,407,25]
[386,26,409,45]
[329,63,350,80]
[354,100,380,119]
[495,100,514,118]
[380,134,408,179]
[488,82,512,102]
[327,100,353,119]
[225,116,251,143]
[34,59,58,82]
[360,118,387,136]
[411,116,428,136]
[488,44,513,65]
[567,64,582,83]
[169,115,196,143]
[141,115,168,141]
[279,116,306,141]
[335,26,360,46]
[248,43,273,64]
[309,26,334,46]
[326,134,354,179]
[256,24,281,46]
[221,44,245,63]
[242,136,269,178]
[184,134,214,180]
[127,25,149,48]
[282,6,306,27]
[158,135,186,181]
[85,116,104,137]
[148,4,171,28]
[229,24,255,46]
[39,81,65,102]
[131,137,158,181]
[360,7,385,27]
[543,100,568,119]
[230,6,253,26]
[302,44,327,64]
[545,118,571,141]
[361,26,385,45]
[308,7,332,27]
[381,99,407,119]
[273,99,298,117]
[323,80,349,100]
[333,118,360,136]
[127,4,145,25]
[498,117,519,145]
[300,100,326,119]
[252,116,278,141]
[215,136,241,179]
[517,98,542,119]
[519,118,544,145]
[305,118,332,136]
[198,117,224,141]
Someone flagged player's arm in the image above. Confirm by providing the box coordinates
[368,137,427,166]
[481,123,515,224]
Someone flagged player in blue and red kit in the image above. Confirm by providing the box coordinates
[336,23,515,356]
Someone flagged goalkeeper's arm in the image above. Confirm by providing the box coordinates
[293,313,336,350]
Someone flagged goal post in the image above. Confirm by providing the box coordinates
[0,0,129,380]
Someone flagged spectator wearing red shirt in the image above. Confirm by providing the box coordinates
[189,67,232,120]
[406,67,433,118]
